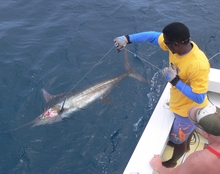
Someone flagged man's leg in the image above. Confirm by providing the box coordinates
[186,131,194,151]
[162,141,187,167]
[163,131,194,168]
[163,113,196,168]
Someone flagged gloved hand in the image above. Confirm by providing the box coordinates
[113,35,128,51]
[162,64,180,86]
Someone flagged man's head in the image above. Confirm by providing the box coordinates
[162,22,191,54]
[188,105,220,136]
[163,22,190,43]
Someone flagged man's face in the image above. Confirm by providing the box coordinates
[163,35,177,54]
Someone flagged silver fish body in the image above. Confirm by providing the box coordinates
[60,73,127,117]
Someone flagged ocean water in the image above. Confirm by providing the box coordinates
[0,1,220,173]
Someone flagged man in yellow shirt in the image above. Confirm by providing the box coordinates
[114,22,210,167]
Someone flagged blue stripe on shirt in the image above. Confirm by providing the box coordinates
[129,31,161,46]
[176,80,206,104]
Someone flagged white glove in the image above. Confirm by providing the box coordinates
[113,35,128,50]
[162,64,179,86]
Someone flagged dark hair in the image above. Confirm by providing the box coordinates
[162,22,190,43]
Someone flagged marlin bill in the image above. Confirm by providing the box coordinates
[14,50,148,130]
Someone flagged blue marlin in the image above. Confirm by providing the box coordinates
[14,50,147,129]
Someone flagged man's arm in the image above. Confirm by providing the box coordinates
[128,31,161,46]
[162,66,206,104]
[114,31,161,50]
[176,81,206,104]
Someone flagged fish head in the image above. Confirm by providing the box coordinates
[42,108,59,118]
[33,107,62,126]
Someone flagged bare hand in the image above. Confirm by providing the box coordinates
[150,154,163,171]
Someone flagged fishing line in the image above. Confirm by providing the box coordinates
[192,131,200,152]
[124,48,162,71]
[61,45,115,101]
[208,51,220,62]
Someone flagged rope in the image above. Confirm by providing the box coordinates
[61,45,115,100]
[208,51,220,61]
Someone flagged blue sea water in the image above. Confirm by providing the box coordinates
[0,1,220,173]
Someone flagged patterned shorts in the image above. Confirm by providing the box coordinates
[169,113,196,144]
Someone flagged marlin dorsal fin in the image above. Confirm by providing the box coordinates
[41,88,54,103]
